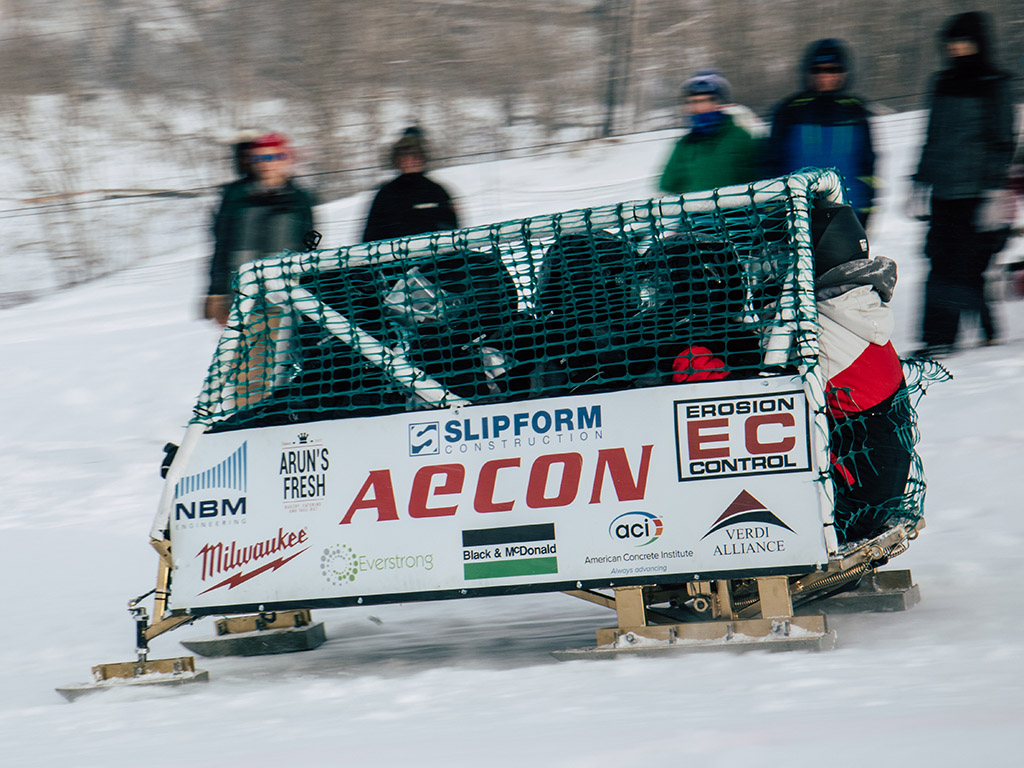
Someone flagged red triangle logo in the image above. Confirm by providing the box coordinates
[711,490,767,526]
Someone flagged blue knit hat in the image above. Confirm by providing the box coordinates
[682,70,731,102]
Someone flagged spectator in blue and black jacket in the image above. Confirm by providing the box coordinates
[764,38,877,227]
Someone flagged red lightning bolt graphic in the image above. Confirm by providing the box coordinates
[199,547,309,595]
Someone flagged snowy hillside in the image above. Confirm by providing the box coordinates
[1,112,1023,768]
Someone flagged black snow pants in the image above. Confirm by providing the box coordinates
[920,197,998,347]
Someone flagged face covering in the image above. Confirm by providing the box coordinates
[690,110,725,136]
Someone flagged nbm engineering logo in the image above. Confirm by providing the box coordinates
[608,511,664,547]
[174,442,248,522]
[409,423,440,456]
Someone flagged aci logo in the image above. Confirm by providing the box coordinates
[609,511,664,547]
[409,422,440,457]
[701,490,795,557]
[174,442,247,522]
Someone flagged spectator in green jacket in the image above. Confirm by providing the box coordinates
[658,71,759,196]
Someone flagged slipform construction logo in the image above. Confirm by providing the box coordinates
[409,422,440,456]
[461,523,558,580]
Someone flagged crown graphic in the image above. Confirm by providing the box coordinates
[297,433,309,443]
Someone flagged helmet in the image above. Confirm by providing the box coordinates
[810,202,868,277]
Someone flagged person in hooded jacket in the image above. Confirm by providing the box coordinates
[909,11,1015,355]
[811,202,911,542]
[764,39,877,226]
[362,127,459,243]
[658,70,759,195]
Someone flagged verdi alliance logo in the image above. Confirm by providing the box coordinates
[702,490,795,557]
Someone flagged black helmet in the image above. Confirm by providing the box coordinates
[810,202,868,277]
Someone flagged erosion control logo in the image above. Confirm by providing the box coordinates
[608,511,663,547]
[702,490,795,557]
[461,523,557,580]
[675,392,811,481]
[174,442,247,526]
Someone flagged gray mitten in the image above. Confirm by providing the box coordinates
[975,189,1014,232]
[904,181,931,221]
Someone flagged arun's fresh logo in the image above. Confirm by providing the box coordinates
[702,490,795,558]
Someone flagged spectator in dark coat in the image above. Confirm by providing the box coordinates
[362,127,459,243]
[205,132,316,326]
[910,11,1015,354]
[764,38,877,226]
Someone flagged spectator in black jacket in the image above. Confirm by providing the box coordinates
[362,127,459,243]
[909,11,1016,355]
[764,38,877,226]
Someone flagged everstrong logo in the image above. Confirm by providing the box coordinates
[320,544,435,588]
[608,511,664,547]
[195,526,309,594]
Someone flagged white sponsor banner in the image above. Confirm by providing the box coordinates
[167,375,828,612]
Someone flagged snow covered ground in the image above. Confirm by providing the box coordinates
[1,112,1023,767]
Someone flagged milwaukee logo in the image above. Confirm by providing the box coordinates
[195,527,309,594]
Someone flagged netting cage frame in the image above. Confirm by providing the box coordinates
[154,169,935,558]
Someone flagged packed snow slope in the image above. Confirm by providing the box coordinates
[1,113,1022,767]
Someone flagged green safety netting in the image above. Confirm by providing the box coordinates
[190,170,946,542]
[829,357,948,544]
